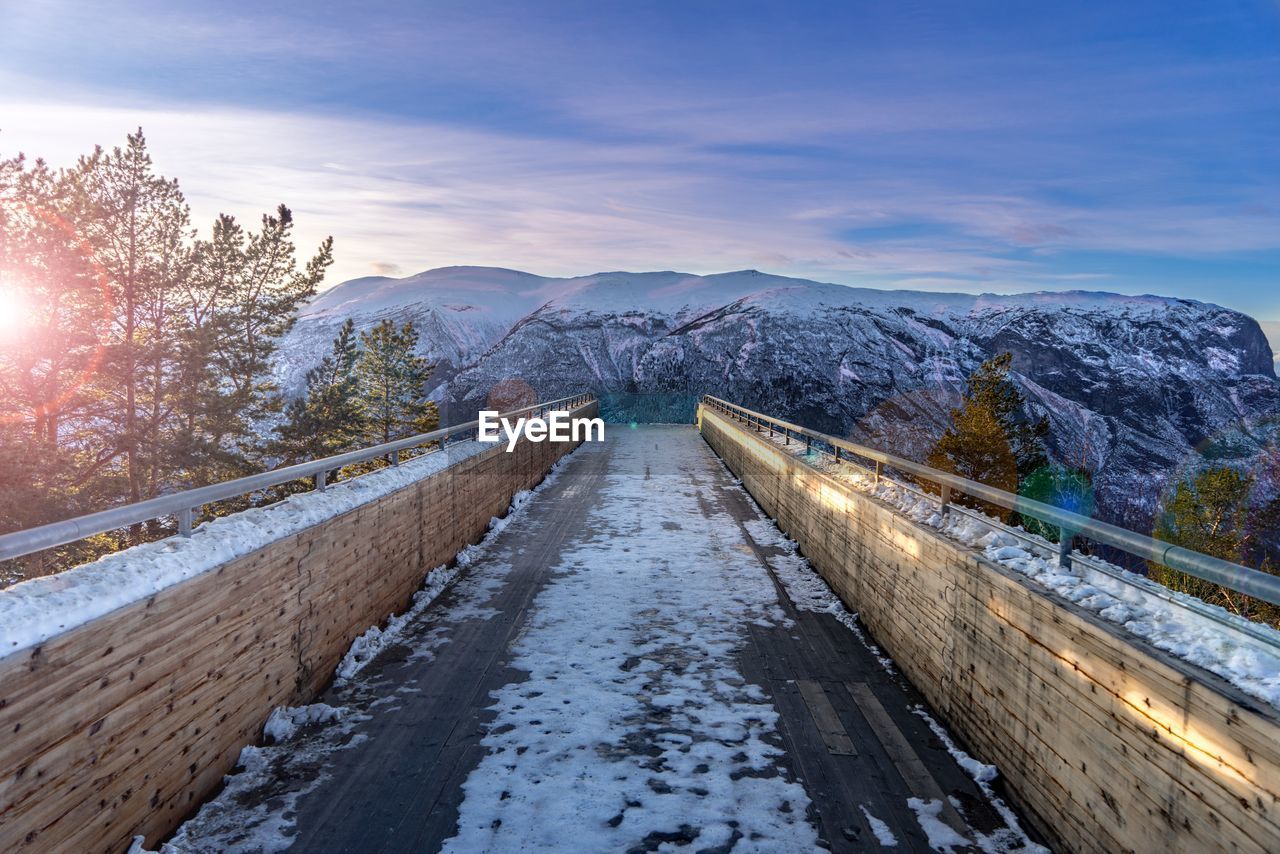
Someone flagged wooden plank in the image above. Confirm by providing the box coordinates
[796,679,858,757]
[846,681,967,836]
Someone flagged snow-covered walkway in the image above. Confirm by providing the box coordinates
[163,426,1041,853]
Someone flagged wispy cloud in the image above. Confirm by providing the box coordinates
[1,1,1277,317]
[2,90,1276,302]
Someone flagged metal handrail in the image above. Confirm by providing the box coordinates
[0,393,596,563]
[701,394,1280,608]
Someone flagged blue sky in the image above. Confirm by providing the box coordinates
[1,0,1278,319]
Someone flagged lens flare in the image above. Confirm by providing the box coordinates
[0,281,33,342]
[0,202,116,429]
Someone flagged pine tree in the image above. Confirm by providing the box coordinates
[926,352,1049,518]
[1150,466,1280,626]
[177,206,333,483]
[274,319,366,462]
[70,129,192,511]
[355,320,438,447]
[959,353,1049,479]
[926,397,1018,517]
[0,152,115,534]
[0,129,334,575]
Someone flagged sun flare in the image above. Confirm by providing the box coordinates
[0,282,33,341]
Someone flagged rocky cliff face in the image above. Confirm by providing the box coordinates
[277,267,1280,528]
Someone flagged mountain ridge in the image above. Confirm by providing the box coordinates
[305,265,1220,319]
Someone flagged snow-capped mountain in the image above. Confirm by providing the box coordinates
[276,266,1280,528]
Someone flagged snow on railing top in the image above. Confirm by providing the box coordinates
[701,395,1280,610]
[0,393,596,564]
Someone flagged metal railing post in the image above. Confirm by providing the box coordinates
[874,460,883,484]
[178,507,193,537]
[939,484,951,516]
[316,470,326,492]
[1058,528,1074,570]
[391,450,400,466]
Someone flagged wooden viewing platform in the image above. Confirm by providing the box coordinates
[163,426,1038,852]
[10,401,1277,853]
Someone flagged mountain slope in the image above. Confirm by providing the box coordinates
[1261,321,1280,371]
[276,267,1279,529]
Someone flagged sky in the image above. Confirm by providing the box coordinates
[1,0,1278,320]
